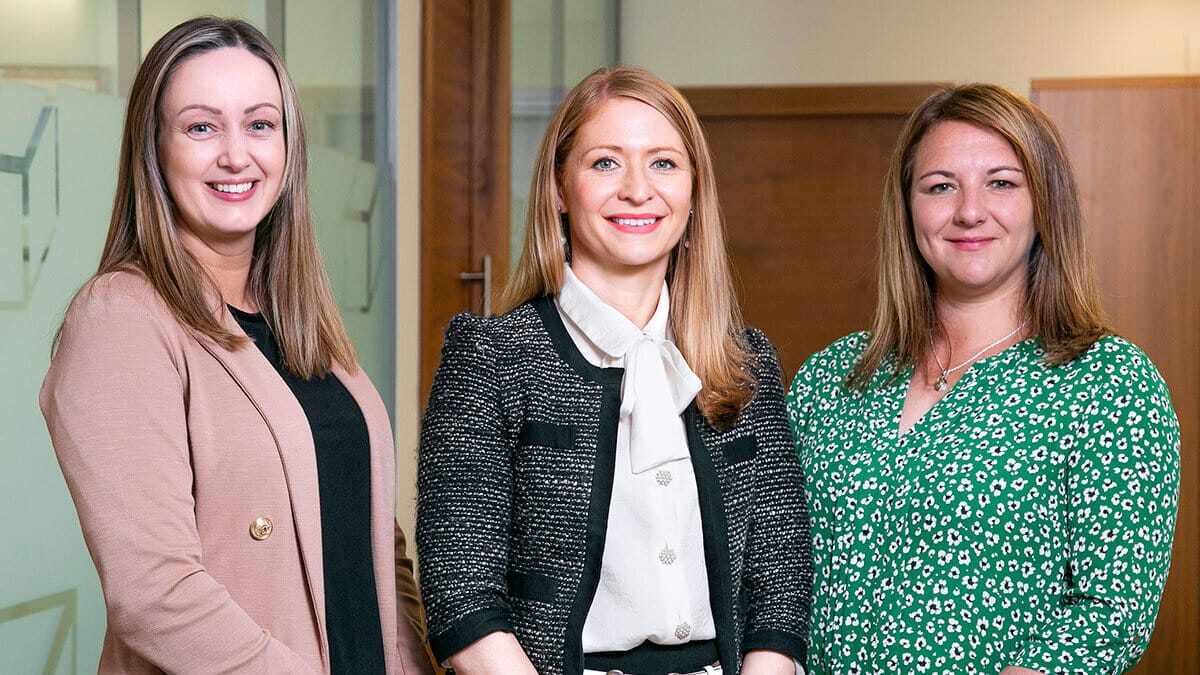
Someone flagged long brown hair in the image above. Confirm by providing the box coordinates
[501,66,753,428]
[69,16,354,377]
[848,83,1108,389]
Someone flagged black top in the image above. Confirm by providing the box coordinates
[416,296,813,675]
[231,306,384,675]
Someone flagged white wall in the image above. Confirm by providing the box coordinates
[0,0,108,65]
[620,0,1200,94]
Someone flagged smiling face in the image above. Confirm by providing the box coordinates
[158,47,285,254]
[910,120,1037,302]
[557,96,693,283]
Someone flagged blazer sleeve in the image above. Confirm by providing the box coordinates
[416,313,515,663]
[395,519,437,674]
[39,284,318,673]
[739,330,814,663]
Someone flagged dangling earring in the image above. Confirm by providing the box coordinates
[559,211,572,262]
[683,208,693,248]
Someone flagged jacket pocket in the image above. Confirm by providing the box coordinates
[518,420,576,449]
[507,569,559,604]
[722,434,759,464]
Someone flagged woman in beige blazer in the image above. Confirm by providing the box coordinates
[39,17,431,674]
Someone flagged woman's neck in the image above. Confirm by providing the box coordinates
[933,282,1029,356]
[569,259,666,329]
[179,228,256,312]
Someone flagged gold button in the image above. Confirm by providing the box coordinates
[250,516,273,541]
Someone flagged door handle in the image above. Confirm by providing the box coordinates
[458,254,492,316]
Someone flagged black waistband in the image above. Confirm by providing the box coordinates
[584,639,719,674]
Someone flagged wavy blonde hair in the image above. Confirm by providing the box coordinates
[501,66,753,428]
[65,16,355,377]
[848,83,1108,389]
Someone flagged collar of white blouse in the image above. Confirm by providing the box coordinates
[558,265,702,474]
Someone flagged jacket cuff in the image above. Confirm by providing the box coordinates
[428,607,514,664]
[743,628,808,665]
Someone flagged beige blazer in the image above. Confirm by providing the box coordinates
[41,272,430,674]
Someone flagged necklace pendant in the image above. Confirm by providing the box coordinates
[933,373,948,391]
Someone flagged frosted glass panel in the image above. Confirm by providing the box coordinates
[511,0,619,266]
[0,79,125,674]
[288,0,394,409]
[141,0,268,56]
[0,2,395,670]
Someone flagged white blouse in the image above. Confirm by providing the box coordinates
[555,266,716,653]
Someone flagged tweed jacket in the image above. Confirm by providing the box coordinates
[40,271,431,674]
[417,296,813,675]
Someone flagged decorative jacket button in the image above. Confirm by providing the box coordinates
[675,621,691,640]
[659,546,676,566]
[655,469,673,486]
[250,516,273,541]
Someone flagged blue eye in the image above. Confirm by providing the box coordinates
[592,157,618,171]
[990,179,1015,189]
[928,182,954,194]
[249,120,275,133]
[651,158,676,170]
[187,122,213,135]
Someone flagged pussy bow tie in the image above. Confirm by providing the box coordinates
[619,333,702,474]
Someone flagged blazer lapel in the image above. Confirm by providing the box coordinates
[193,308,328,664]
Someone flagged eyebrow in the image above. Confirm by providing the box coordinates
[584,144,685,155]
[176,102,282,117]
[917,166,1024,180]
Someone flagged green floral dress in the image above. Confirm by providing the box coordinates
[785,333,1179,675]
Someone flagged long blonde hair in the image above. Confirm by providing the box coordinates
[71,16,355,377]
[501,66,753,428]
[849,83,1108,389]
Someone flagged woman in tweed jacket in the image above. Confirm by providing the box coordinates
[417,66,812,675]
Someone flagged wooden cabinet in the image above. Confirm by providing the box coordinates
[681,84,943,378]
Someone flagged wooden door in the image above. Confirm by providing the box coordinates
[1034,76,1199,675]
[680,85,943,379]
[420,0,510,400]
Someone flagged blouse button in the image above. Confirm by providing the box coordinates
[655,469,673,486]
[675,622,691,640]
[250,516,273,541]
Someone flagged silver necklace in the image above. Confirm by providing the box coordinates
[930,319,1028,392]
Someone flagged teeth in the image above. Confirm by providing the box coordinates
[211,182,253,194]
[613,217,656,227]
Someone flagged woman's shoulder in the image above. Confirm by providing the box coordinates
[70,269,159,311]
[439,297,548,358]
[796,331,872,380]
[61,269,178,334]
[1060,333,1170,393]
[739,326,869,361]
[445,297,543,336]
[740,326,776,360]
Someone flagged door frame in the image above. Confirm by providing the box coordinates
[419,0,511,401]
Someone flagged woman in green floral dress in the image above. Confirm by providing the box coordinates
[786,84,1179,675]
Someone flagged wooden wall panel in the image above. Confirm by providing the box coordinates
[682,84,943,380]
[1034,77,1199,675]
